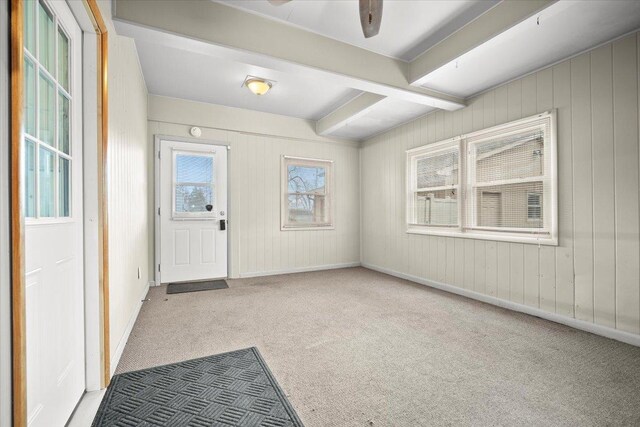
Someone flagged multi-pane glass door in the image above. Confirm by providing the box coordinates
[23,0,72,219]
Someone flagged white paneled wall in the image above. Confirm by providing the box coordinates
[361,33,640,336]
[105,28,150,365]
[148,96,360,278]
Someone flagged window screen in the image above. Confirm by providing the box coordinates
[173,153,215,217]
[282,157,333,229]
[406,111,556,244]
[410,143,460,227]
[467,126,548,231]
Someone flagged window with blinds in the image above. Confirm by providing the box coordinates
[406,111,557,245]
[172,151,216,218]
[410,141,460,227]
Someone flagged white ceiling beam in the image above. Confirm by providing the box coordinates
[409,0,557,85]
[112,0,465,111]
[316,93,386,136]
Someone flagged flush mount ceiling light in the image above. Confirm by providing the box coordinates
[243,76,273,96]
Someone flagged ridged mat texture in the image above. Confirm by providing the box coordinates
[92,347,303,427]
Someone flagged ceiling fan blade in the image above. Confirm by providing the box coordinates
[359,0,383,38]
[268,0,292,5]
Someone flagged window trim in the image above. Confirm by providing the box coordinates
[281,155,334,231]
[406,111,558,246]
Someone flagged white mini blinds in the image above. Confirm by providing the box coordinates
[407,111,557,245]
[172,150,216,218]
[282,156,333,230]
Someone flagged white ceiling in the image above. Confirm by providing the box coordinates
[419,0,640,98]
[214,0,498,61]
[125,0,640,142]
[135,40,360,121]
[329,97,435,140]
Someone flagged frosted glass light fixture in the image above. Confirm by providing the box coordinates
[244,76,273,96]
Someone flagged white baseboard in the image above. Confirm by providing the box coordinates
[110,282,150,376]
[362,262,640,348]
[238,262,361,279]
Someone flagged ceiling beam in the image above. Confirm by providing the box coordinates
[112,0,465,110]
[409,0,557,85]
[316,93,386,136]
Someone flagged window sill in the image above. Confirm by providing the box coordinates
[406,225,558,246]
[281,225,334,231]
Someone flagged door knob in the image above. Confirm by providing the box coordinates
[220,219,226,231]
[205,204,213,212]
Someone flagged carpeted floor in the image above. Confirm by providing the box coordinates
[116,267,640,426]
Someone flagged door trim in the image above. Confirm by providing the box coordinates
[154,135,231,285]
[9,0,110,425]
[10,1,27,424]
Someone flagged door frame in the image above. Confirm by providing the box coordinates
[8,0,110,425]
[154,135,231,285]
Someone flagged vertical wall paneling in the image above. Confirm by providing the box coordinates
[148,97,360,279]
[613,35,640,334]
[553,60,575,317]
[107,34,149,365]
[485,242,497,297]
[523,245,540,308]
[571,53,595,322]
[360,31,640,338]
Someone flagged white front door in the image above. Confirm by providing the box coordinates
[23,0,84,426]
[159,139,228,283]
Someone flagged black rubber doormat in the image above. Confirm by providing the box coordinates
[92,347,304,426]
[166,279,229,294]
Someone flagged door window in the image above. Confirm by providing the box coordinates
[23,0,73,219]
[172,151,216,218]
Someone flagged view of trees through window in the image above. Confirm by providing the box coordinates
[287,165,326,224]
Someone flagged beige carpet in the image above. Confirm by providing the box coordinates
[116,267,640,426]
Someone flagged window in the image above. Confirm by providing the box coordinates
[172,151,216,218]
[407,111,557,245]
[527,192,542,221]
[282,156,333,230]
[23,0,73,219]
[410,140,460,227]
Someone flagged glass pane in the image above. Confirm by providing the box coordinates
[174,185,213,213]
[58,92,70,154]
[39,146,55,217]
[414,189,458,226]
[59,157,70,217]
[287,165,325,194]
[25,139,36,217]
[416,149,458,189]
[474,131,544,183]
[38,0,55,74]
[176,155,213,183]
[39,72,55,146]
[527,193,542,220]
[475,182,544,229]
[24,0,35,53]
[58,28,69,91]
[287,194,327,224]
[24,58,36,136]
